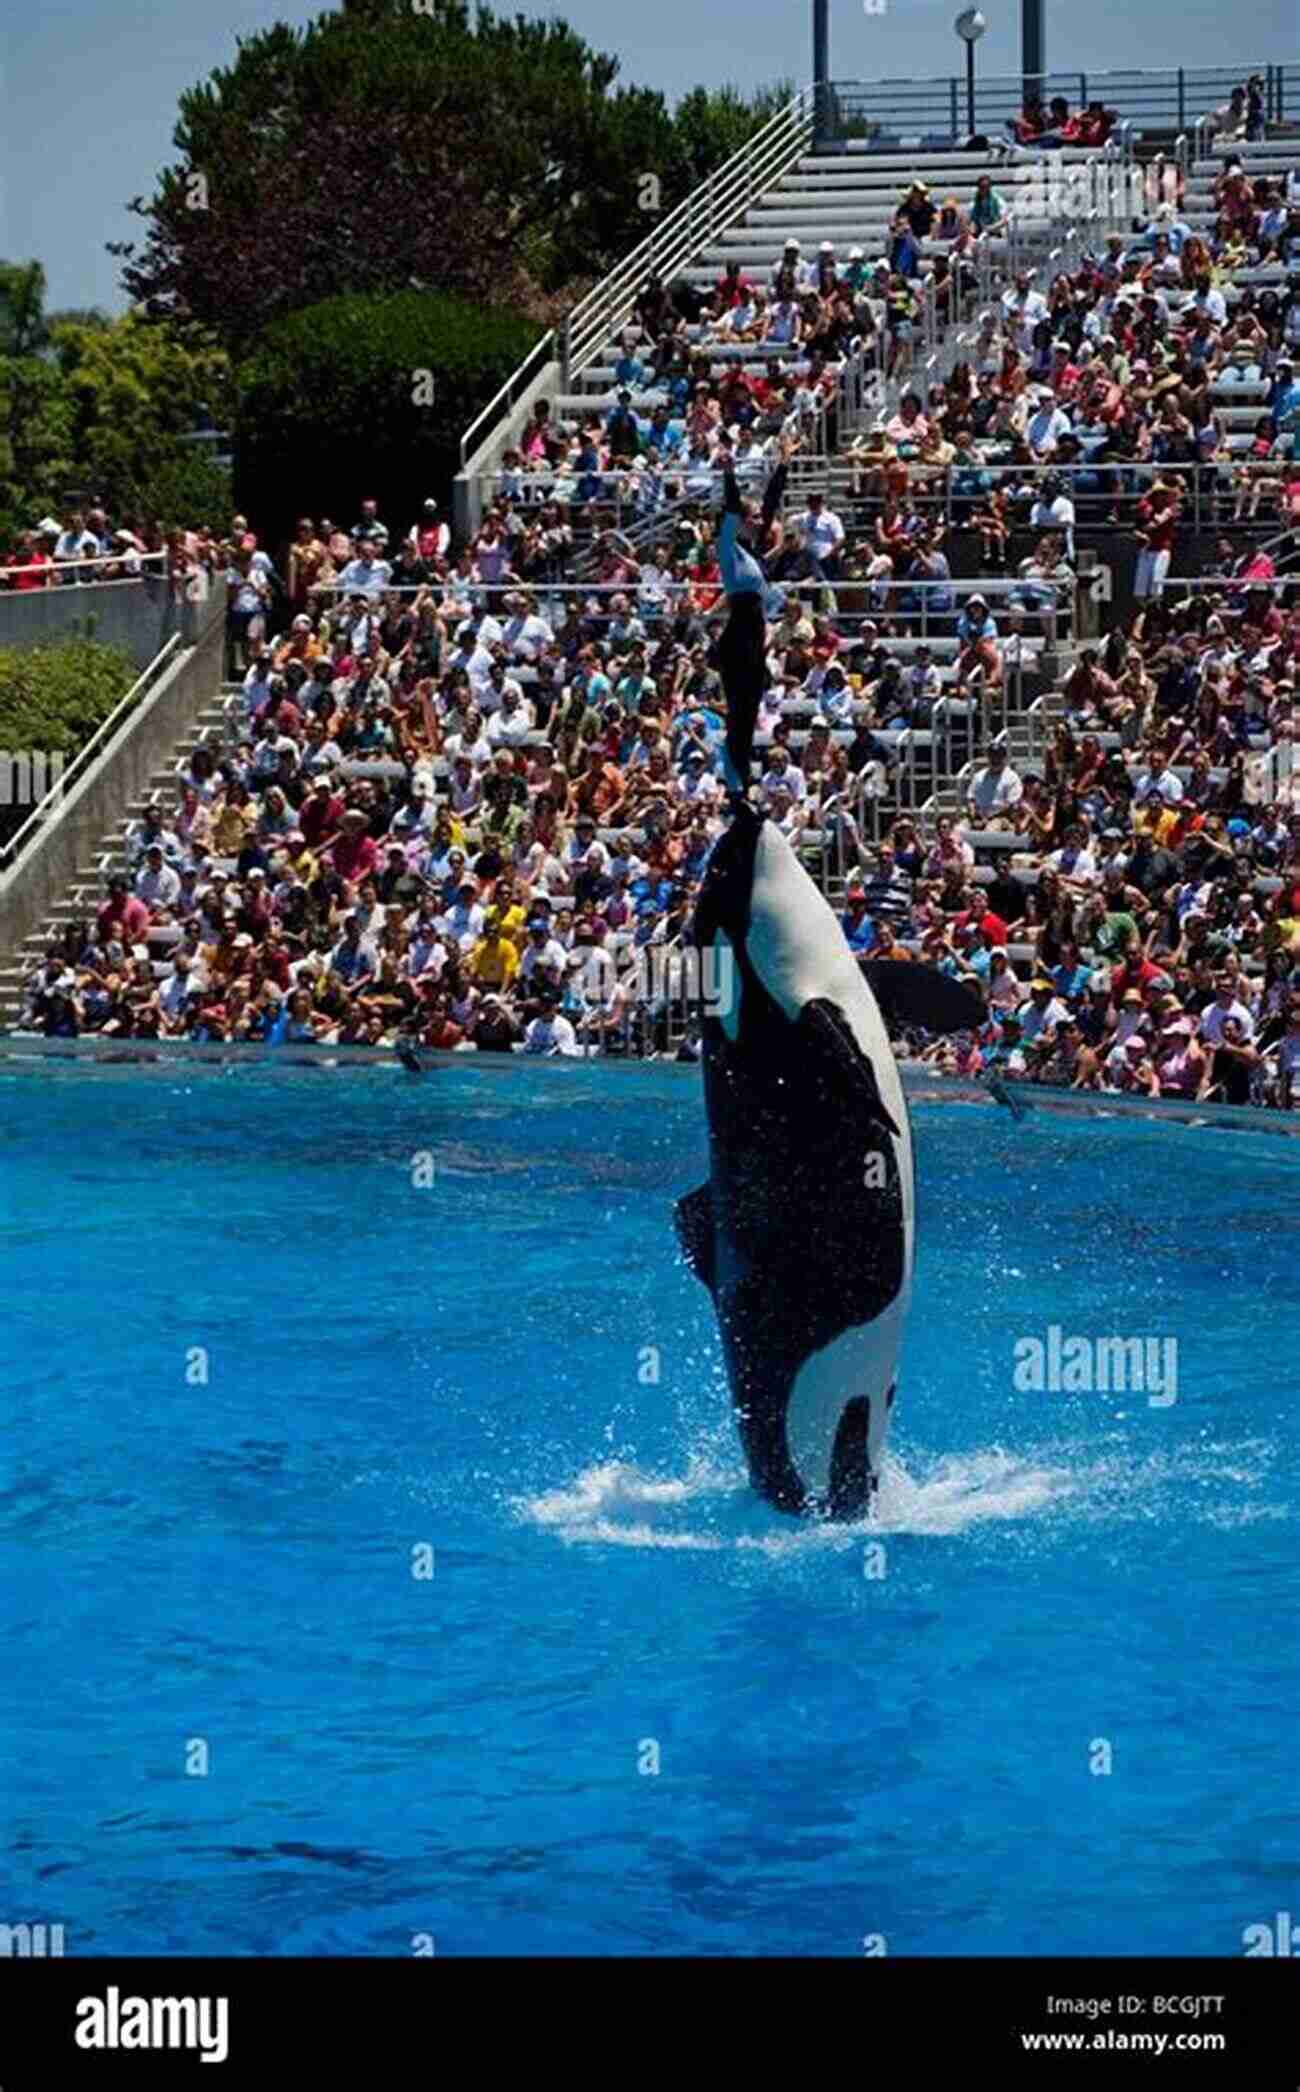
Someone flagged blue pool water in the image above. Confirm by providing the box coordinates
[2,1058,1297,1957]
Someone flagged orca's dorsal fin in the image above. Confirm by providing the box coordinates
[861,961,986,1038]
[796,998,901,1140]
[674,1183,717,1294]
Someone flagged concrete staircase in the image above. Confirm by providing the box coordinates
[0,682,230,1030]
[553,145,1112,428]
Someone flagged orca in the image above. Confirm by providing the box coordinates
[676,800,982,1518]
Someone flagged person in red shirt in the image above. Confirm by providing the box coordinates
[1133,482,1180,601]
[961,901,1010,948]
[96,875,151,944]
[327,808,379,886]
[418,984,465,1049]
[8,531,55,590]
[1109,941,1163,1005]
[714,260,756,309]
[413,499,450,564]
[575,746,626,823]
[1049,341,1082,398]
[299,780,345,852]
[743,359,783,413]
[268,688,305,738]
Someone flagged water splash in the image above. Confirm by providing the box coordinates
[514,1434,1284,1554]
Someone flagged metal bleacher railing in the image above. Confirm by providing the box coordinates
[458,85,819,475]
[0,551,169,590]
[821,61,1300,148]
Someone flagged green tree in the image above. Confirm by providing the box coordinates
[0,263,74,542]
[51,310,234,527]
[234,285,538,545]
[0,263,234,544]
[114,0,785,350]
[0,261,52,359]
[668,81,797,189]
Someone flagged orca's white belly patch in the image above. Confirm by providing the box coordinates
[782,1289,910,1500]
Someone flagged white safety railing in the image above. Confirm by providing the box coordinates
[560,87,818,386]
[459,329,558,472]
[0,550,169,588]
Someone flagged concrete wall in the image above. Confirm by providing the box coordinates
[0,576,199,671]
[0,596,225,970]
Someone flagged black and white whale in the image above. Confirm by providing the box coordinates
[676,801,982,1517]
[672,447,981,1515]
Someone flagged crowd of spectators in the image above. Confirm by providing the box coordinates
[0,506,222,596]
[14,475,1298,1106]
[476,171,1016,535]
[8,98,1300,1106]
[845,172,1300,574]
[901,569,1300,1105]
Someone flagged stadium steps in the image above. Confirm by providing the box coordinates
[0,686,231,1029]
[569,145,1110,398]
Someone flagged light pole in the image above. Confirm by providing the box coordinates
[1022,0,1044,116]
[954,9,987,140]
[813,0,830,143]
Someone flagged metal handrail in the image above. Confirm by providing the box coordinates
[561,86,818,384]
[310,575,1074,615]
[825,61,1298,144]
[459,329,557,471]
[0,636,182,875]
[0,552,170,587]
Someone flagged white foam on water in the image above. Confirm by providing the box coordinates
[514,1442,1074,1553]
[517,1458,737,1550]
[514,1433,1285,1554]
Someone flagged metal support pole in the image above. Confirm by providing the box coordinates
[1021,0,1043,112]
[966,42,976,138]
[813,0,830,145]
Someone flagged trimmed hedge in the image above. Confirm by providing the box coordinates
[0,636,136,847]
[235,289,541,546]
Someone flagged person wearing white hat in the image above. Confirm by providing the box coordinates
[805,238,840,292]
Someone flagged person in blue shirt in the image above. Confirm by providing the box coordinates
[1052,940,1093,1002]
[645,406,684,461]
[614,345,649,390]
[889,219,920,280]
[1269,357,1299,441]
[956,594,998,645]
[675,707,725,770]
[574,434,603,505]
[630,872,674,920]
[841,887,877,956]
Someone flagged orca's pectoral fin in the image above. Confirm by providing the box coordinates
[862,961,986,1038]
[674,1182,717,1294]
[796,998,901,1139]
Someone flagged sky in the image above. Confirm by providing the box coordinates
[2,0,1296,313]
